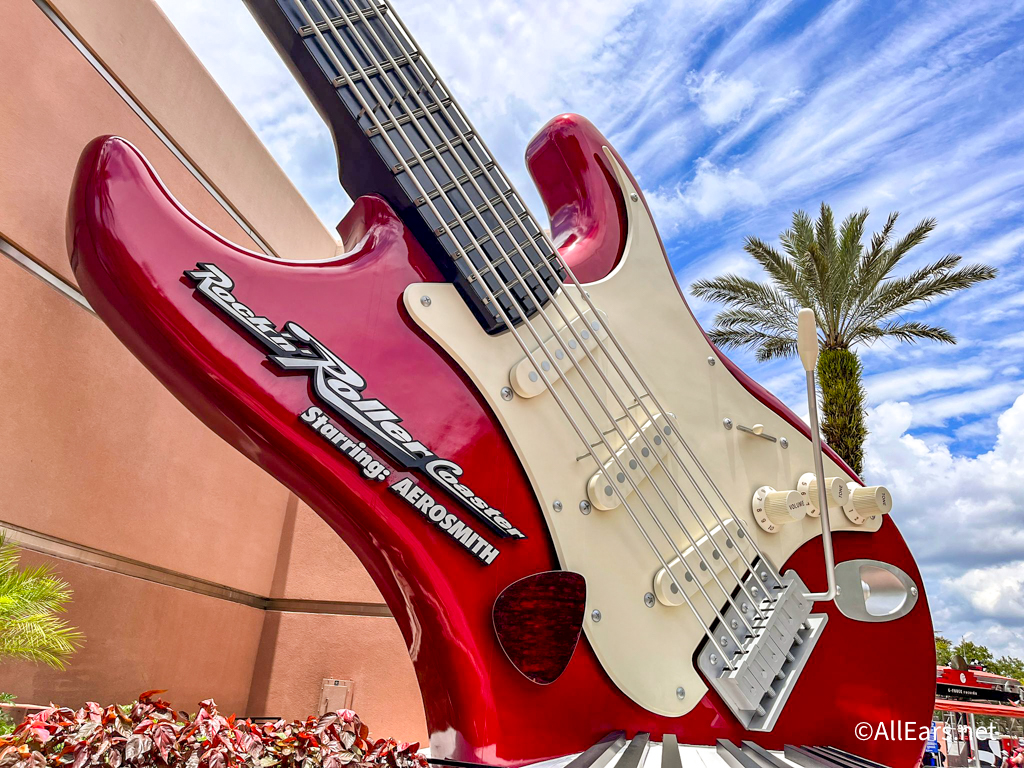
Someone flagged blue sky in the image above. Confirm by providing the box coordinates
[158,0,1024,657]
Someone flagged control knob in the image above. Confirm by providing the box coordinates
[842,483,892,525]
[796,472,846,517]
[751,486,807,533]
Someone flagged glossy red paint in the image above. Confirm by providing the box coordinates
[68,123,932,767]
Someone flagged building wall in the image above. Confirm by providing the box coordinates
[0,0,425,742]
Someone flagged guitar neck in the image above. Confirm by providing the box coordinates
[245,0,563,334]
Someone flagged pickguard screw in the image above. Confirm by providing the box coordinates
[591,609,602,622]
[644,592,655,608]
[420,295,431,307]
[911,586,918,597]
[552,500,563,512]
[676,687,686,700]
[723,418,733,430]
[579,500,592,515]
[500,387,513,401]
[630,192,639,202]
[780,437,789,449]
[707,356,716,366]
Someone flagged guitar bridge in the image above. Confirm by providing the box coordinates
[697,569,826,731]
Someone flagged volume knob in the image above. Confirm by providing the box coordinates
[843,483,893,525]
[796,473,846,516]
[752,486,807,533]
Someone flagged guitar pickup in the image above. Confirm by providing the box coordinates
[508,310,607,399]
[652,519,755,607]
[586,413,679,511]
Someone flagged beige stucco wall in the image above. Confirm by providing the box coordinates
[0,0,426,742]
[0,553,265,715]
[246,612,425,738]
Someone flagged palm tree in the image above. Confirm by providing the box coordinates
[691,204,997,475]
[0,533,83,669]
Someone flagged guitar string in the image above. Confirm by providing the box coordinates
[298,0,754,653]
[326,0,776,617]
[288,0,745,661]
[316,0,766,633]
[371,0,786,594]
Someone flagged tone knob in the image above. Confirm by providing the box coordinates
[796,473,846,517]
[843,483,893,524]
[751,486,807,533]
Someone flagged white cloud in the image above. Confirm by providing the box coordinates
[863,364,990,403]
[911,383,1021,427]
[946,562,1024,620]
[865,393,1024,649]
[648,159,765,227]
[686,70,760,126]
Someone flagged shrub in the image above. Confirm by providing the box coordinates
[0,533,82,670]
[0,691,426,768]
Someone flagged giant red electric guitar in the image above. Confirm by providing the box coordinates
[66,0,936,765]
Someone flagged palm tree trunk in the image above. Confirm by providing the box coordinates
[816,348,868,477]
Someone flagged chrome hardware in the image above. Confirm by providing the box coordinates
[552,500,563,513]
[629,192,639,202]
[644,592,655,608]
[698,569,827,731]
[736,423,777,442]
[723,418,733,430]
[500,386,513,401]
[676,687,686,700]
[591,609,602,623]
[579,500,591,515]
[833,559,919,623]
[707,356,716,366]
[797,308,837,602]
[419,295,431,307]
[780,437,789,449]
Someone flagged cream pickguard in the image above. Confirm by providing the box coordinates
[403,149,879,717]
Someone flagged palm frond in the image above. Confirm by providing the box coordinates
[857,257,996,329]
[707,325,798,361]
[741,236,815,308]
[713,307,797,337]
[835,209,869,318]
[690,274,796,317]
[862,217,937,292]
[853,320,957,346]
[0,532,83,669]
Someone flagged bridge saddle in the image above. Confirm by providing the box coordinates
[698,570,827,732]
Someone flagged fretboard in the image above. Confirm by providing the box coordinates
[248,0,564,334]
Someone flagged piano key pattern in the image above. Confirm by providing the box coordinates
[426,734,893,768]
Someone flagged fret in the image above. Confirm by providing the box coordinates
[275,0,562,333]
[331,53,422,87]
[298,7,387,37]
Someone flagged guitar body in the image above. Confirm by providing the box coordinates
[68,112,934,767]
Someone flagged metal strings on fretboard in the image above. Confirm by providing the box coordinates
[280,0,564,332]
[275,0,791,684]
